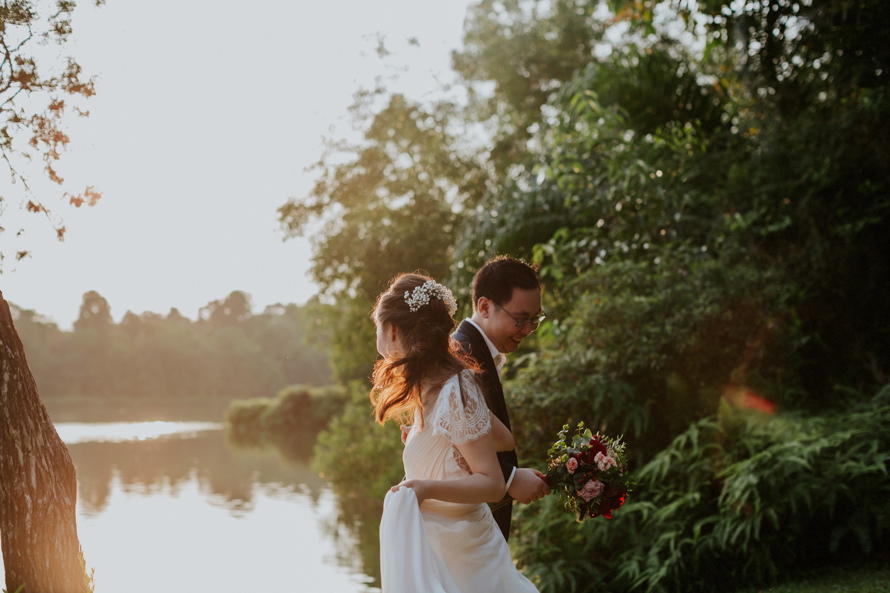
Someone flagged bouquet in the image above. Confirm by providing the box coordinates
[544,422,631,520]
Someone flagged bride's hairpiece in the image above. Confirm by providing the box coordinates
[404,280,458,316]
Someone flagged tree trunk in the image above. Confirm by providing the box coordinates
[0,291,90,593]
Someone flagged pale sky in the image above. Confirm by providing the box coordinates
[1,0,475,329]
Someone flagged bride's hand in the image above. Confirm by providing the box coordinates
[391,479,429,504]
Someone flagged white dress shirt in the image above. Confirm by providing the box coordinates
[464,318,506,376]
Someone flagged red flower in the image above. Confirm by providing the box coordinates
[598,488,626,519]
[581,436,608,464]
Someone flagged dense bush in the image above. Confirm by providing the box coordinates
[313,382,404,505]
[512,385,890,593]
[509,245,804,466]
[224,384,348,461]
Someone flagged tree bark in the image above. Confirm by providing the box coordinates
[0,291,90,593]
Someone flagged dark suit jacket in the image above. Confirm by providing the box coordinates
[452,320,517,541]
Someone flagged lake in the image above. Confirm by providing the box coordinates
[0,418,382,593]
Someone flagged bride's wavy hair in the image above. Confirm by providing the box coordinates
[371,273,477,426]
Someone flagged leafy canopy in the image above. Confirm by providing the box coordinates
[0,0,104,265]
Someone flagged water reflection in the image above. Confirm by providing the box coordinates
[320,490,385,586]
[66,427,328,517]
[19,422,382,592]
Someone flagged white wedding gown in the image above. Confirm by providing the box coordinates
[379,369,539,593]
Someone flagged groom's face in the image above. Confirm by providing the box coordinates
[478,286,542,354]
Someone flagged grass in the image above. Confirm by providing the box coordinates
[737,562,890,593]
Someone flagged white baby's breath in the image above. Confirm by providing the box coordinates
[404,280,458,316]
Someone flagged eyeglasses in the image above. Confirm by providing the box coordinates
[492,301,546,329]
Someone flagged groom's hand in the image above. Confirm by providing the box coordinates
[400,424,411,444]
[508,468,550,504]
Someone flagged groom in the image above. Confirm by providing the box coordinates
[452,256,550,541]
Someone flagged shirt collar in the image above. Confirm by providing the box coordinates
[465,318,506,372]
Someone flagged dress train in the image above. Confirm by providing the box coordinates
[379,487,462,593]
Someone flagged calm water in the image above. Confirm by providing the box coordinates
[1,420,381,593]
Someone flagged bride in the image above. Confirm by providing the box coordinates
[371,273,539,593]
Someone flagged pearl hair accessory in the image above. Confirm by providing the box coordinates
[404,280,458,316]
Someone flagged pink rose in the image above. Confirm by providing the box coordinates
[594,452,617,472]
[578,479,604,502]
[566,458,579,474]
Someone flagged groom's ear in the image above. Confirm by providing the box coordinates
[476,297,492,319]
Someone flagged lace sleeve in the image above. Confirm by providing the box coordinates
[432,370,491,444]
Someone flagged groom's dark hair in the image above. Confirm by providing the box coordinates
[472,256,541,308]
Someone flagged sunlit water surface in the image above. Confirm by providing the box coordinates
[55,420,222,444]
[1,422,379,593]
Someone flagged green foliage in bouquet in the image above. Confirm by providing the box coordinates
[544,422,632,520]
[511,385,890,593]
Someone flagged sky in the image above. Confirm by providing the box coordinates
[1,0,475,329]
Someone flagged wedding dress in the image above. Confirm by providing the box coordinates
[379,369,539,593]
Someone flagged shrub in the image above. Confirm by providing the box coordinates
[224,384,348,460]
[312,381,404,505]
[512,385,890,593]
[509,246,803,467]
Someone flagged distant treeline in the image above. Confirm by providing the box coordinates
[11,290,333,400]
